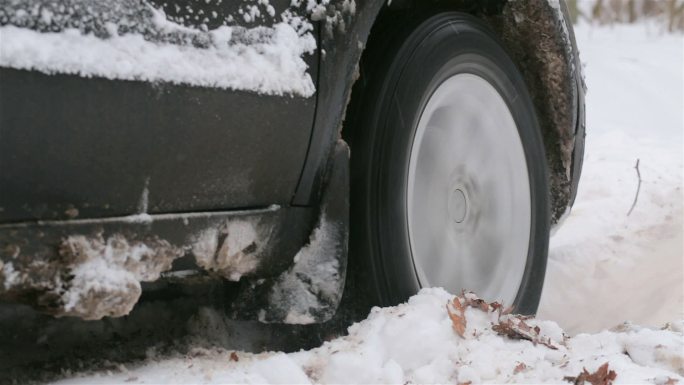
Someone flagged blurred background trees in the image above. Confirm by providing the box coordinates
[567,0,684,31]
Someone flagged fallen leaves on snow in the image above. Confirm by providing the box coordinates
[514,362,528,374]
[564,362,617,385]
[493,315,559,350]
[446,296,467,338]
[446,292,559,349]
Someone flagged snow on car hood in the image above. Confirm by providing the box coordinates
[0,1,317,96]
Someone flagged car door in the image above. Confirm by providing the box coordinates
[0,0,318,222]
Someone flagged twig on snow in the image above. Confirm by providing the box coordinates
[627,159,641,216]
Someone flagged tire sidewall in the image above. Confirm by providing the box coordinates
[353,13,549,313]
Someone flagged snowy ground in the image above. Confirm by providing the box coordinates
[54,289,683,384]
[48,23,684,384]
[538,22,684,334]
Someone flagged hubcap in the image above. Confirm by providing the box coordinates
[406,73,531,305]
[448,189,467,223]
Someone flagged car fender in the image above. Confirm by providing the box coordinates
[296,0,586,226]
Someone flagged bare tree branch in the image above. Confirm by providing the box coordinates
[627,159,641,216]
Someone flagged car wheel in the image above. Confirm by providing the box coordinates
[348,12,550,314]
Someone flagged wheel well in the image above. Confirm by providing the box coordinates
[343,0,578,224]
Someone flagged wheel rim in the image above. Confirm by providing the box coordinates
[406,73,531,305]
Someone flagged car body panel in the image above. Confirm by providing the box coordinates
[292,0,385,205]
[0,0,318,222]
[0,68,316,222]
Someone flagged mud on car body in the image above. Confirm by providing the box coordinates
[0,0,585,322]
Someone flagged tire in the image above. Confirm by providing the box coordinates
[348,12,550,314]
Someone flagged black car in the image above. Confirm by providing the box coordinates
[0,0,585,323]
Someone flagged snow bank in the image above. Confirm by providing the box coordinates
[52,289,683,384]
[538,23,684,334]
[0,2,316,96]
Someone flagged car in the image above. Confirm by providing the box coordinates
[0,0,585,323]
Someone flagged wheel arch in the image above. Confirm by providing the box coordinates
[297,0,585,225]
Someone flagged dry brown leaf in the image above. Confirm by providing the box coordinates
[492,315,559,350]
[564,362,617,385]
[462,291,491,312]
[514,362,527,374]
[446,298,467,338]
[229,352,239,362]
[446,292,561,350]
[589,362,617,385]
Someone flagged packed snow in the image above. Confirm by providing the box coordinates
[0,2,317,96]
[52,289,683,384]
[538,22,684,334]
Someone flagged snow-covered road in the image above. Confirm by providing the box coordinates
[50,23,684,384]
[538,23,684,334]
